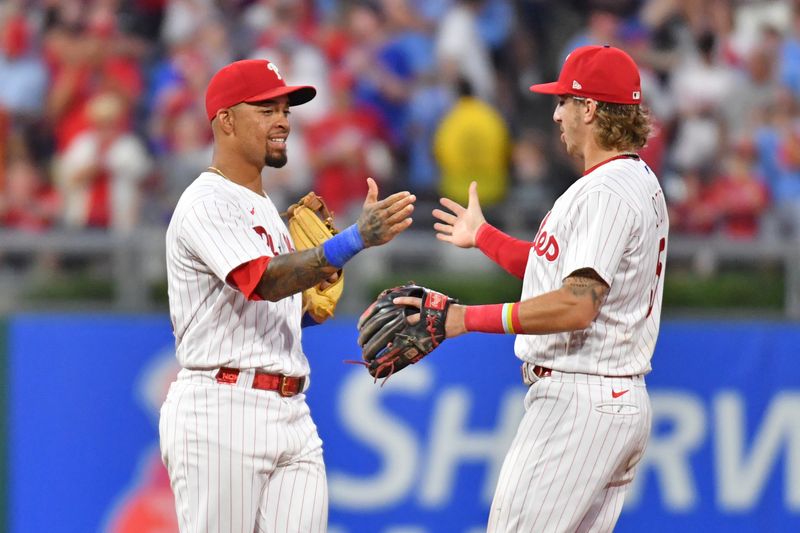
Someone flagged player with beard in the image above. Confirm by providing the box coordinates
[159,59,416,533]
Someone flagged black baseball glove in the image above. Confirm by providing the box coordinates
[357,283,457,381]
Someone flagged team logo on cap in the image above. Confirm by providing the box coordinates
[266,61,283,80]
[572,80,583,90]
[632,90,641,100]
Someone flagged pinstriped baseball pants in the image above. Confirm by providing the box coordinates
[159,374,328,533]
[488,371,651,533]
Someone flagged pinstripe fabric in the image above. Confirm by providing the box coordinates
[160,374,328,533]
[487,372,651,533]
[493,156,666,532]
[515,158,669,377]
[162,172,327,532]
[166,172,307,376]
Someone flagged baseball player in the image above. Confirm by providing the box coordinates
[427,45,669,532]
[159,59,415,533]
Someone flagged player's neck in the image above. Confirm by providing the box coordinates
[581,144,634,174]
[208,157,265,197]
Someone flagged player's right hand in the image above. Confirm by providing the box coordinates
[357,177,415,247]
[433,181,486,248]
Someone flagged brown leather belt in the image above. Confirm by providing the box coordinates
[215,367,305,397]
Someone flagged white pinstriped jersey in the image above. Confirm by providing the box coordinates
[166,172,308,376]
[515,156,669,376]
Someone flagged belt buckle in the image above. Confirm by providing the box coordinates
[279,376,296,397]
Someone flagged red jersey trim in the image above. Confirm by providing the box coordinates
[583,153,640,176]
[227,256,271,301]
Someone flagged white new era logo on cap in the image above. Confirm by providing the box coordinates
[572,80,582,90]
[632,91,641,100]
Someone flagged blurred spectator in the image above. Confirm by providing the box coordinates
[754,88,800,240]
[407,69,456,198]
[435,0,496,102]
[665,169,717,236]
[669,30,736,173]
[157,103,212,215]
[344,1,414,147]
[0,13,48,118]
[705,146,770,239]
[434,78,510,208]
[56,92,152,233]
[0,0,792,250]
[780,3,800,98]
[250,1,331,125]
[44,4,143,152]
[0,158,59,231]
[305,69,392,217]
[475,0,514,53]
[725,25,782,140]
[146,42,212,155]
[381,0,436,77]
[560,6,623,62]
[504,128,554,232]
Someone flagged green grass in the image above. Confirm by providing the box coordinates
[19,266,787,312]
[367,273,524,305]
[371,267,785,311]
[663,269,783,310]
[24,274,114,302]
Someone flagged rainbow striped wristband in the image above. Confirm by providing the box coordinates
[464,302,522,334]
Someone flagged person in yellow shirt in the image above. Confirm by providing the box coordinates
[434,78,511,207]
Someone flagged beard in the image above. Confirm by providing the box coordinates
[265,151,288,168]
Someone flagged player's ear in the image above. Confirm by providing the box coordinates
[216,108,235,134]
[583,99,597,124]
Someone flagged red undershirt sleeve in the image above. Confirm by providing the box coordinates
[474,223,533,280]
[226,256,271,301]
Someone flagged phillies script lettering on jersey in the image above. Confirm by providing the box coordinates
[532,212,560,261]
[516,157,669,377]
[253,225,295,256]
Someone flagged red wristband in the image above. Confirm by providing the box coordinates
[464,303,522,334]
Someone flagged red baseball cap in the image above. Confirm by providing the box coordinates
[530,45,642,104]
[205,59,316,121]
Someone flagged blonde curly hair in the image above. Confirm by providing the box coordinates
[592,101,652,152]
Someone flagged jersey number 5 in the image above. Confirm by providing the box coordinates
[646,237,666,318]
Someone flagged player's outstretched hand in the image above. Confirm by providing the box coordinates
[393,295,468,338]
[357,177,415,247]
[433,181,486,248]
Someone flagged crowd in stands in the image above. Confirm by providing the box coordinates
[1,0,799,243]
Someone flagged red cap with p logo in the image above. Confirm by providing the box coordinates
[205,59,316,121]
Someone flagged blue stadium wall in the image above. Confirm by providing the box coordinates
[5,316,799,533]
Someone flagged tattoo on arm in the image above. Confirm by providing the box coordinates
[564,268,610,313]
[254,246,339,301]
[357,208,384,247]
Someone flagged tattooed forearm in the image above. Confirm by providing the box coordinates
[564,269,610,313]
[254,246,339,302]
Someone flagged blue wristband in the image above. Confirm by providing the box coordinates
[322,224,364,268]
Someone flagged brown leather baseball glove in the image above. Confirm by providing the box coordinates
[285,192,344,322]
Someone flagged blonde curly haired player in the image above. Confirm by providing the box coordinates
[414,45,669,532]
